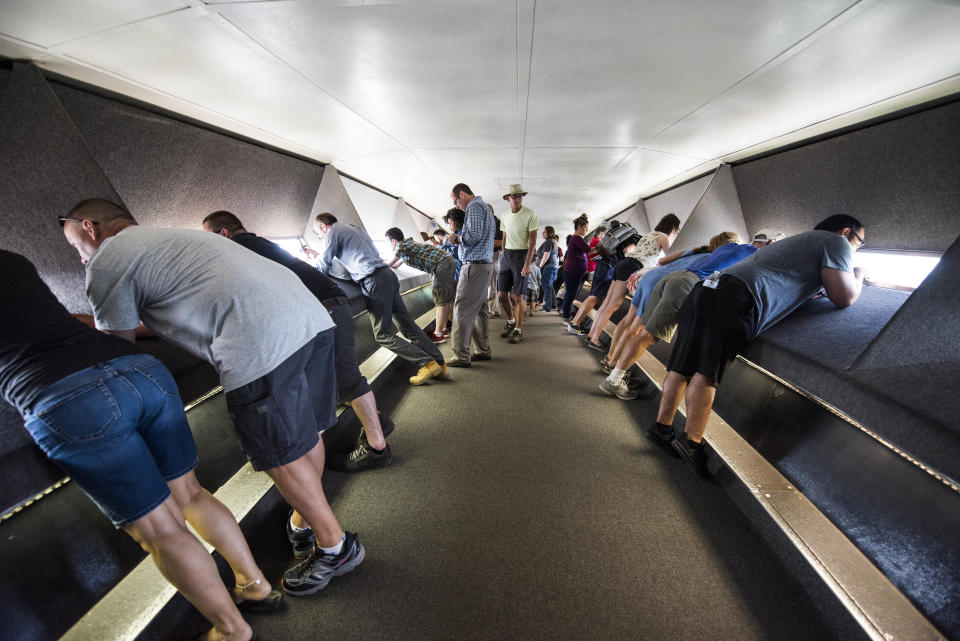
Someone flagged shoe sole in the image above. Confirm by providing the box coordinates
[282,545,366,597]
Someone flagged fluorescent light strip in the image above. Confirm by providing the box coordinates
[577,301,945,641]
[59,307,436,641]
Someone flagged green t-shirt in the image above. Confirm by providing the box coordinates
[500,206,539,251]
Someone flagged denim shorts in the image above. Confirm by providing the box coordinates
[225,330,337,471]
[23,354,198,527]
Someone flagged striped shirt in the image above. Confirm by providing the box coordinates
[395,238,450,274]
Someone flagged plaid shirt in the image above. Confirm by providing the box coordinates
[395,238,449,274]
[459,196,495,263]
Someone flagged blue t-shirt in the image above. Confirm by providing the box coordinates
[689,243,757,279]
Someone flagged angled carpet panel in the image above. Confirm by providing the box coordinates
[0,63,123,314]
[642,172,712,231]
[732,99,960,252]
[615,200,650,234]
[670,164,749,252]
[304,164,366,244]
[53,83,323,238]
[388,198,423,239]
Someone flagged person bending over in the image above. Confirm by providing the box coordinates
[650,215,866,476]
[201,210,394,474]
[312,213,447,385]
[62,199,363,597]
[585,214,681,350]
[385,227,457,344]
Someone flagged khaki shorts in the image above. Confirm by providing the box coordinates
[432,255,456,305]
[641,271,700,343]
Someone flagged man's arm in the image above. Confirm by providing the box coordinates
[458,205,483,247]
[103,329,137,343]
[657,249,687,266]
[316,231,337,273]
[387,256,403,268]
[821,266,865,309]
[522,229,538,277]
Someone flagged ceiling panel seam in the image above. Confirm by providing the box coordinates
[648,0,876,145]
[519,0,536,178]
[44,5,206,53]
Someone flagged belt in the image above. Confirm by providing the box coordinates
[465,260,490,264]
[320,295,350,311]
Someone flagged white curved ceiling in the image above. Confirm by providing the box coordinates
[1,0,958,229]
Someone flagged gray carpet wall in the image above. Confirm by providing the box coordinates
[643,172,712,231]
[0,63,125,315]
[669,164,749,252]
[731,98,960,252]
[52,83,324,239]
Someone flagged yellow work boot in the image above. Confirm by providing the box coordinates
[409,360,441,385]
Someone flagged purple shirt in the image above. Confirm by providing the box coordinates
[563,235,590,274]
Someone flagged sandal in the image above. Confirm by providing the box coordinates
[233,577,285,614]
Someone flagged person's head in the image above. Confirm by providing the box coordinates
[814,214,865,249]
[61,198,137,264]
[502,184,527,213]
[708,231,740,251]
[655,213,681,238]
[433,229,448,243]
[573,213,589,234]
[385,227,405,249]
[201,210,245,238]
[750,228,785,248]
[444,207,465,232]
[542,225,556,240]
[593,225,608,241]
[450,183,474,210]
[313,212,338,239]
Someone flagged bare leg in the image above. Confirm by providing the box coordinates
[682,373,717,442]
[436,303,451,335]
[657,371,689,426]
[606,305,638,362]
[273,441,344,548]
[167,472,272,602]
[124,497,252,641]
[499,291,513,323]
[514,294,526,330]
[615,328,657,371]
[571,295,597,326]
[588,281,628,345]
[350,391,385,450]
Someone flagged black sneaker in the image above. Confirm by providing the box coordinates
[281,531,365,596]
[645,423,679,457]
[500,321,516,338]
[671,437,710,477]
[600,357,613,375]
[286,511,316,560]
[623,371,649,391]
[587,340,606,352]
[508,327,522,344]
[332,437,392,472]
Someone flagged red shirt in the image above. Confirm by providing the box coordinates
[587,236,601,272]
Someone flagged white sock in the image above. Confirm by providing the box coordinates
[320,534,346,556]
[608,367,627,384]
[289,516,310,533]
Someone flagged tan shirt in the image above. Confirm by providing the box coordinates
[500,206,539,250]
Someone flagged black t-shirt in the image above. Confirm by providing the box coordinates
[0,250,139,414]
[231,233,345,301]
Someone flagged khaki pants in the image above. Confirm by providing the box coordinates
[452,262,493,361]
[488,250,502,315]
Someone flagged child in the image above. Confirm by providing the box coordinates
[525,262,542,316]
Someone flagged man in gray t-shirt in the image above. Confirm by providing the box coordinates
[63,198,365,595]
[647,215,866,477]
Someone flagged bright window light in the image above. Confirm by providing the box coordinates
[853,249,941,291]
[270,237,307,259]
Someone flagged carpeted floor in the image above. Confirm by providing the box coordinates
[141,311,841,641]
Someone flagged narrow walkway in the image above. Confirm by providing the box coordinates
[145,312,840,641]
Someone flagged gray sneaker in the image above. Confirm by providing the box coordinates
[282,531,365,596]
[599,378,638,400]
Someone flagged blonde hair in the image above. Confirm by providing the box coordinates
[708,231,739,251]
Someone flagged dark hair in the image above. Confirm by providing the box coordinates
[202,210,244,234]
[385,227,405,243]
[433,229,448,238]
[315,212,338,226]
[608,220,622,230]
[814,214,863,233]
[654,213,681,235]
[573,214,589,230]
[444,208,465,228]
[544,225,556,240]
[451,183,473,197]
[68,198,136,224]
[593,225,608,238]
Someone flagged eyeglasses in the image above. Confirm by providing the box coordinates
[58,217,98,227]
[850,229,864,248]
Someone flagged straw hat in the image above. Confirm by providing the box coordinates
[502,184,528,200]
